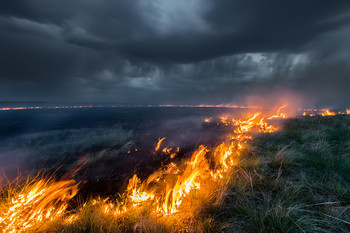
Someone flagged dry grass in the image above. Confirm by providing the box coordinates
[1,116,350,232]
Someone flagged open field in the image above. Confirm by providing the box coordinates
[214,115,350,232]
[0,108,349,232]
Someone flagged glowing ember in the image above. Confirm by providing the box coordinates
[321,109,336,116]
[155,137,166,152]
[162,147,172,154]
[301,108,350,117]
[204,118,211,123]
[162,147,179,159]
[170,147,180,159]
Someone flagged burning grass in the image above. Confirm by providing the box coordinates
[0,173,78,233]
[1,107,350,232]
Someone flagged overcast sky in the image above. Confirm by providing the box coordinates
[1,0,350,107]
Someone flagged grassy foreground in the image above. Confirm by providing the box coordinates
[213,115,350,232]
[1,115,350,232]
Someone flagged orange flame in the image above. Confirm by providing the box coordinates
[321,109,336,116]
[0,176,78,233]
[1,105,289,231]
[162,147,180,159]
[267,104,287,119]
[155,137,166,152]
[116,106,285,216]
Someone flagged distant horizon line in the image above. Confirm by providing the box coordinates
[0,104,265,111]
[0,104,348,113]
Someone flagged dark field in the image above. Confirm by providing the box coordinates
[0,107,248,194]
[0,107,349,232]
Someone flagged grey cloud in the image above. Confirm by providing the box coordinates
[0,0,349,107]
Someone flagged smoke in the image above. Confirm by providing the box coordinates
[240,89,311,117]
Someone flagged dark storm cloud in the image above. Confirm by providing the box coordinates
[63,0,350,63]
[0,0,350,106]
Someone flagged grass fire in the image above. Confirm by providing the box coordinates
[2,1,350,232]
[1,105,349,232]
